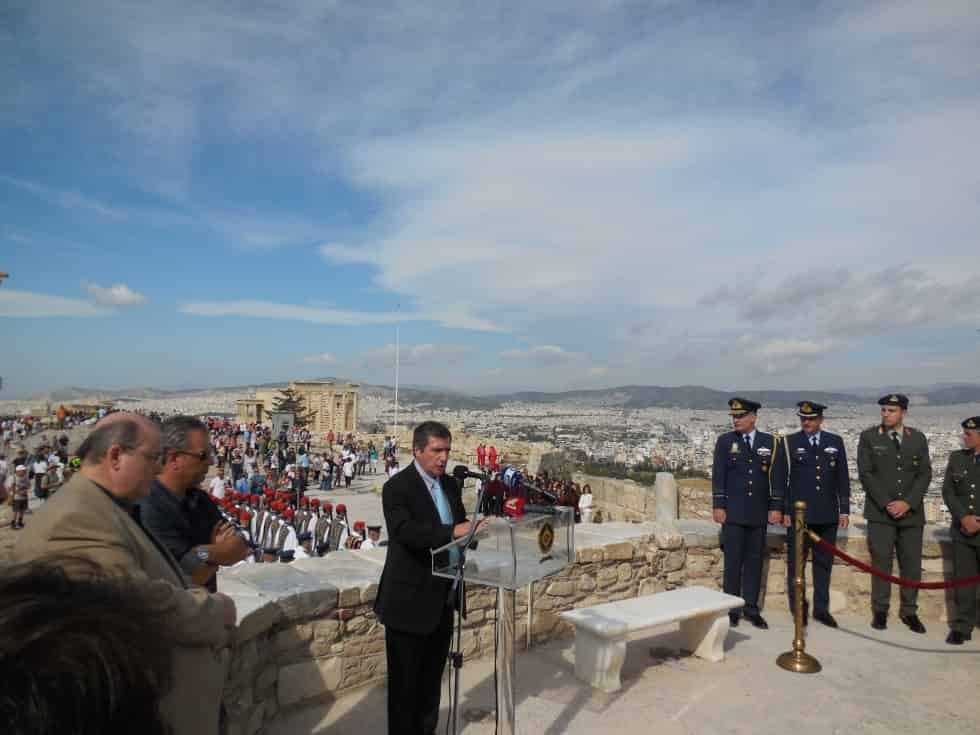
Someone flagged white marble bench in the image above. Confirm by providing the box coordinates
[559,586,745,693]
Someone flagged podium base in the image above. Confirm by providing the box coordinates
[776,649,821,673]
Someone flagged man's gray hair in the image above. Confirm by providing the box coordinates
[161,415,208,457]
[77,420,144,464]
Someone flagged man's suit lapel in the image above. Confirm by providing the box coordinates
[407,461,443,525]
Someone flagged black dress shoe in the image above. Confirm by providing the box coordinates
[900,614,926,634]
[871,611,887,630]
[743,612,769,629]
[813,611,839,628]
[729,611,740,627]
[945,631,971,645]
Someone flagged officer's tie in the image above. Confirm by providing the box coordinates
[890,431,901,453]
[811,436,818,449]
[744,434,752,451]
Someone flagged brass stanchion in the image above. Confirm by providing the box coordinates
[777,500,821,673]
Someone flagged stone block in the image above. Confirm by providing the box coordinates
[235,601,284,643]
[313,619,341,642]
[577,574,596,593]
[653,525,684,550]
[638,578,666,596]
[273,624,313,655]
[346,616,371,636]
[662,550,685,573]
[617,563,633,584]
[255,664,278,693]
[600,542,633,561]
[338,586,362,607]
[597,567,619,588]
[278,657,343,706]
[545,579,574,596]
[576,547,603,563]
[532,610,560,635]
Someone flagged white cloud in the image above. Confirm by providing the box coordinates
[302,353,337,365]
[352,343,477,369]
[84,282,147,307]
[589,366,609,377]
[0,289,110,318]
[0,175,126,219]
[500,345,581,365]
[179,299,502,333]
[746,338,839,376]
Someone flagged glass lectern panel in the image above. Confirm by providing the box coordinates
[432,508,574,590]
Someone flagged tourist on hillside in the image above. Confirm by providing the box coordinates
[579,484,593,523]
[343,454,355,488]
[9,465,30,529]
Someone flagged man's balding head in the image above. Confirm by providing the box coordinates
[76,413,162,501]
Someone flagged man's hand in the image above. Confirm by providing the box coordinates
[214,592,237,628]
[839,514,849,529]
[453,517,490,539]
[768,511,782,526]
[712,509,726,525]
[211,525,250,565]
[783,514,793,528]
[886,500,910,518]
[961,515,980,536]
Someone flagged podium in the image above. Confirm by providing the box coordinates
[432,508,575,735]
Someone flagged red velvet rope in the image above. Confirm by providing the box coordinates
[807,530,980,590]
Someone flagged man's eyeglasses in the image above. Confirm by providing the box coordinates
[175,449,213,462]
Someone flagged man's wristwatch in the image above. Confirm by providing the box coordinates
[196,547,211,563]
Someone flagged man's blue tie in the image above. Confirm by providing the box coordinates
[431,478,460,567]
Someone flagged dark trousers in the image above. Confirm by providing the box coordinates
[786,522,837,615]
[722,523,765,615]
[867,521,923,615]
[385,605,453,735]
[951,537,980,635]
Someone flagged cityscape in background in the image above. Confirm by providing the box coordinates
[5,380,977,524]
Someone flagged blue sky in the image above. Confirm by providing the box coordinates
[2,1,979,399]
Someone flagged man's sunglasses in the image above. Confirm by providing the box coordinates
[175,449,213,461]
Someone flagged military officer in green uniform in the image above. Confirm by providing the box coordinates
[941,416,980,645]
[857,393,932,633]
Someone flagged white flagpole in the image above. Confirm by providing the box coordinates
[393,312,400,442]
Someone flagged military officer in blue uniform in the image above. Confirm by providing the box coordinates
[771,401,850,628]
[712,398,782,629]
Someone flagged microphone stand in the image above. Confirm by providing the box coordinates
[447,475,486,735]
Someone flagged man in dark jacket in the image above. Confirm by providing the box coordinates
[374,421,485,735]
[712,398,782,629]
[940,416,980,645]
[771,401,850,628]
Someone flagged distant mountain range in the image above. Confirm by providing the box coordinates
[29,381,980,411]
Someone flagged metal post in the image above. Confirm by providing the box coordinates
[496,587,516,735]
[526,583,533,650]
[776,501,821,673]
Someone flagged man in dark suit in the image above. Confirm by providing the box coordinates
[771,401,850,628]
[374,421,486,735]
[712,398,782,629]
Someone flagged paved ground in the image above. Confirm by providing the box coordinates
[269,610,980,735]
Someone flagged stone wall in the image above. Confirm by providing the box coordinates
[571,471,713,522]
[218,520,976,735]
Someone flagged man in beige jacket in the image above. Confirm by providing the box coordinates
[14,412,235,735]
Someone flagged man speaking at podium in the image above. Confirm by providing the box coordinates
[374,421,486,735]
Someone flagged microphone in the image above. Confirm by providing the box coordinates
[499,466,559,502]
[451,465,489,482]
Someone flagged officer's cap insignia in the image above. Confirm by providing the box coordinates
[889,395,898,402]
[731,400,742,410]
